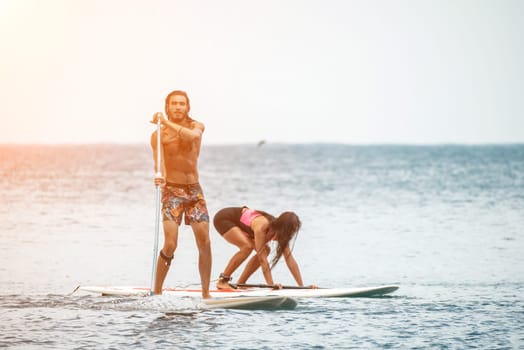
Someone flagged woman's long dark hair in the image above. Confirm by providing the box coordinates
[268,211,301,268]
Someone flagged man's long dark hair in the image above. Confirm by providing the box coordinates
[163,90,196,151]
[268,211,302,268]
[164,90,191,118]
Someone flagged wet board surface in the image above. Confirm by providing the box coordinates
[78,285,399,298]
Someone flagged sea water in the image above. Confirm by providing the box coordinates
[1,144,523,349]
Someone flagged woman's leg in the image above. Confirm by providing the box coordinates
[217,227,254,289]
[237,244,270,284]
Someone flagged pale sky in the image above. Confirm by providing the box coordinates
[1,0,523,145]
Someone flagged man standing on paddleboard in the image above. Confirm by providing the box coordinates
[150,90,212,299]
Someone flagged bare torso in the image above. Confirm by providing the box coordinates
[152,119,203,184]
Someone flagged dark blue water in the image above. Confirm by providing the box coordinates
[1,144,523,349]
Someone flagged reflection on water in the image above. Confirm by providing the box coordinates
[1,144,523,349]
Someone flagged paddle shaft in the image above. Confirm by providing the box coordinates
[232,283,317,290]
[149,117,162,295]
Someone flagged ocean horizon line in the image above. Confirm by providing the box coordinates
[1,141,523,147]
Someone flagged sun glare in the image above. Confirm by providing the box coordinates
[0,0,19,15]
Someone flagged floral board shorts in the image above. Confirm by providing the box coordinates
[161,183,210,225]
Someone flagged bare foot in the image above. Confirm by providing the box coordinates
[202,292,211,299]
[216,281,234,290]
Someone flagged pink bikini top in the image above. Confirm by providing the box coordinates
[240,208,262,227]
[240,208,277,241]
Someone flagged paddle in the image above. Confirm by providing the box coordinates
[149,114,163,296]
[230,283,319,290]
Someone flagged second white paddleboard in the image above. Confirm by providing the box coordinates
[202,295,297,310]
[78,285,398,298]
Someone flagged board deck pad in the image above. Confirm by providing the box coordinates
[78,285,399,299]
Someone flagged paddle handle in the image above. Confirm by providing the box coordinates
[155,114,162,171]
[232,283,317,290]
[149,116,163,295]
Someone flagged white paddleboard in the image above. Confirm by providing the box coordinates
[74,286,297,310]
[202,295,297,310]
[78,284,398,298]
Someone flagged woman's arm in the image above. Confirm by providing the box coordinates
[253,224,274,285]
[283,245,304,286]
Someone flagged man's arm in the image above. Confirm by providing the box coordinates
[151,112,204,142]
[150,131,165,184]
[163,119,204,142]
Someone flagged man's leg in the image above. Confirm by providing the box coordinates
[154,221,179,295]
[191,221,212,299]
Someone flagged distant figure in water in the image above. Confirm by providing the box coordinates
[257,140,266,147]
[150,90,212,299]
[213,206,316,289]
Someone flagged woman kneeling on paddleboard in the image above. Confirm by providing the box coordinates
[213,206,312,290]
